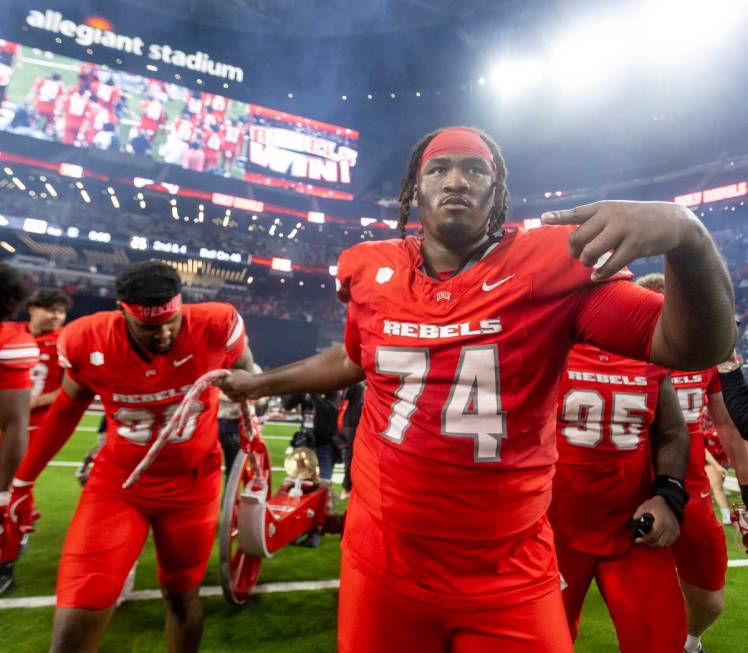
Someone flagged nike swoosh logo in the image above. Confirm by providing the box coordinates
[482,274,515,292]
[173,355,193,367]
[700,491,711,499]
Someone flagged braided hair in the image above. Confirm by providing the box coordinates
[397,127,509,239]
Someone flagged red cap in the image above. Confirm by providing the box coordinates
[119,294,182,324]
[420,127,496,176]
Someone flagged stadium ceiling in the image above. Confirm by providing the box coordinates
[117,0,530,37]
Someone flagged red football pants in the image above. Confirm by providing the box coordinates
[56,470,221,609]
[556,541,687,653]
[338,555,573,653]
[672,490,727,591]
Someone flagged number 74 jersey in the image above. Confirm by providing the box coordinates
[336,227,663,543]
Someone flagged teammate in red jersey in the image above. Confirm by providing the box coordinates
[549,343,689,652]
[60,87,90,145]
[0,264,39,595]
[637,272,748,653]
[219,127,735,653]
[220,119,244,174]
[30,73,65,134]
[8,262,253,652]
[26,289,72,434]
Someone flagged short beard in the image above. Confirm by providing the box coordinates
[433,217,483,249]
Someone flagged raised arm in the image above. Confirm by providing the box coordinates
[217,344,365,402]
[543,201,735,370]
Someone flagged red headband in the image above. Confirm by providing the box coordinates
[420,127,496,176]
[120,294,182,324]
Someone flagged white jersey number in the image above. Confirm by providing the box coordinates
[676,388,703,424]
[29,363,49,398]
[376,345,506,461]
[561,390,648,449]
[114,402,202,445]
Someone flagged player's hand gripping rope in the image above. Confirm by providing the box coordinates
[123,369,261,489]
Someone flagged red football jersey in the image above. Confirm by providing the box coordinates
[671,368,720,492]
[336,226,663,607]
[57,303,245,498]
[28,327,64,429]
[550,343,667,555]
[0,322,39,390]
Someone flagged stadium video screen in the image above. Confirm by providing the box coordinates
[0,40,359,198]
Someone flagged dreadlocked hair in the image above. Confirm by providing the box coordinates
[115,261,182,306]
[0,262,29,321]
[397,127,509,239]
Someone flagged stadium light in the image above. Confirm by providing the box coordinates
[548,18,623,91]
[308,211,325,224]
[23,218,47,234]
[328,265,338,276]
[490,58,544,99]
[637,0,746,64]
[11,177,26,191]
[0,241,15,253]
[360,217,376,226]
[0,215,7,226]
[66,226,79,238]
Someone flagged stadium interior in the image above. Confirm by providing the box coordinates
[1,0,748,651]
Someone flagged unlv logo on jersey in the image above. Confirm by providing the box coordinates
[435,290,452,302]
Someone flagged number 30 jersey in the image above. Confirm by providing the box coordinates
[336,226,664,606]
[57,303,245,496]
[550,343,667,555]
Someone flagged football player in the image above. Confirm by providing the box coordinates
[218,127,735,652]
[26,289,72,435]
[0,263,39,595]
[8,262,253,652]
[550,342,689,652]
[637,273,748,653]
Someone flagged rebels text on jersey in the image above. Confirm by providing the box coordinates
[57,303,245,496]
[550,343,667,555]
[0,322,40,390]
[29,327,63,428]
[671,367,720,492]
[336,226,663,606]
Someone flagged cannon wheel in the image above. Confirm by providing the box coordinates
[219,442,272,605]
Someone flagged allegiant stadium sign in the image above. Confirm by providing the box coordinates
[25,9,245,82]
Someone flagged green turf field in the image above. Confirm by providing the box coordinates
[1,413,746,651]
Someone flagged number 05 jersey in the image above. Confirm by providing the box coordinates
[336,226,664,607]
[57,303,245,498]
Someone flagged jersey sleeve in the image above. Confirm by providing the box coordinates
[222,306,246,368]
[574,280,663,361]
[0,326,40,390]
[56,321,87,386]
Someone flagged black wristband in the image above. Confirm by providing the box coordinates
[653,475,689,522]
[741,483,748,507]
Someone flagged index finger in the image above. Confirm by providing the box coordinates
[541,202,601,225]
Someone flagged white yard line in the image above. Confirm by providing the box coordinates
[47,461,345,483]
[0,579,341,609]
